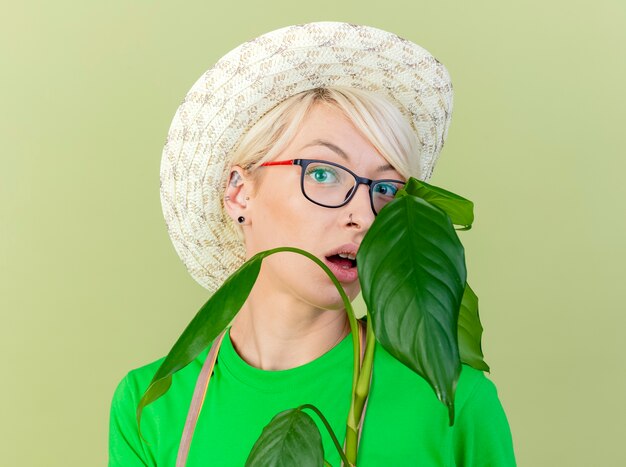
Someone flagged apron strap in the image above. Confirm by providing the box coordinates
[175,330,226,467]
[176,319,370,467]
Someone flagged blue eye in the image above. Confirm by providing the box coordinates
[305,166,340,184]
[373,182,399,197]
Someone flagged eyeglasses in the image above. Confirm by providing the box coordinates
[260,159,405,215]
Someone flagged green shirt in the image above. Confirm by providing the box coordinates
[109,326,516,466]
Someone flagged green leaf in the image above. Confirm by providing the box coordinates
[357,193,465,425]
[245,407,325,467]
[398,178,474,230]
[458,283,490,372]
[136,246,362,439]
[397,178,488,371]
[136,250,267,432]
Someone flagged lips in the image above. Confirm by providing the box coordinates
[323,243,359,283]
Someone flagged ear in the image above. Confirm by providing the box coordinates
[224,165,253,225]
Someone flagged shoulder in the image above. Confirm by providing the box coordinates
[362,342,516,465]
[109,348,211,457]
[455,365,510,424]
[371,340,490,403]
[456,365,497,413]
[370,341,513,433]
[109,356,171,465]
[111,346,209,414]
[112,355,167,402]
[452,367,517,465]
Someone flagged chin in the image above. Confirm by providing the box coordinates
[262,254,360,310]
[305,279,359,312]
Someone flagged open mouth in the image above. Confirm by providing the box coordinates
[322,244,359,283]
[325,252,357,270]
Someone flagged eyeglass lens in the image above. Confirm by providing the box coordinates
[302,161,404,214]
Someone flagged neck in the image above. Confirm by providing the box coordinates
[229,287,350,371]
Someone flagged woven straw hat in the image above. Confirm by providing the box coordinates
[160,21,454,293]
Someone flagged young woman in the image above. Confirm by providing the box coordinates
[109,22,516,466]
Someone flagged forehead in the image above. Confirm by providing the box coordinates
[290,104,401,176]
[292,105,375,155]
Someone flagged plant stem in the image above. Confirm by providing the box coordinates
[253,247,362,466]
[300,404,351,466]
[343,314,376,466]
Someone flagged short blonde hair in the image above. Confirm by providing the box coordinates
[226,87,422,240]
[229,86,422,181]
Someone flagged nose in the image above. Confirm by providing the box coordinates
[344,183,375,231]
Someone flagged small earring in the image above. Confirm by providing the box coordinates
[237,216,245,224]
[224,196,230,201]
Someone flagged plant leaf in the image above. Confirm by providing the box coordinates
[245,407,324,467]
[458,282,490,372]
[399,178,488,371]
[135,250,267,431]
[399,178,474,230]
[357,192,465,425]
[136,246,361,438]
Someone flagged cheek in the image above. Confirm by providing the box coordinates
[246,177,359,307]
[251,184,330,251]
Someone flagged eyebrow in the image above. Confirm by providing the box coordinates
[300,139,396,172]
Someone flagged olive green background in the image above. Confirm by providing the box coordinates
[2,0,624,465]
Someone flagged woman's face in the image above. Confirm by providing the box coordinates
[227,102,405,310]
